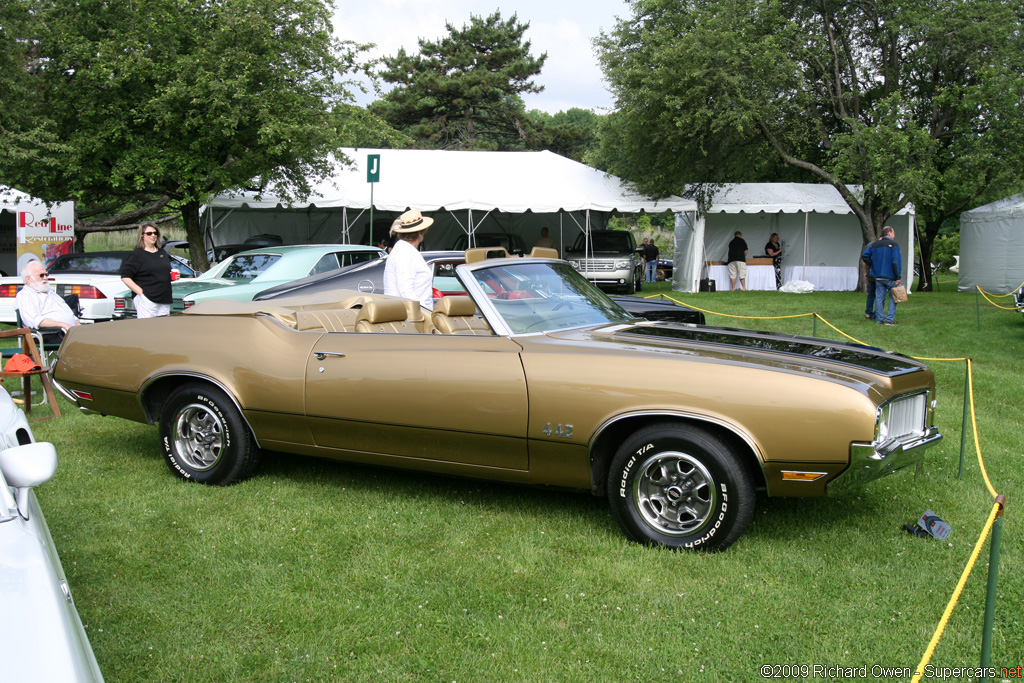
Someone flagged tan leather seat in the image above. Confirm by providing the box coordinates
[398,299,435,333]
[432,296,492,335]
[354,298,421,333]
[529,246,559,259]
[294,309,361,332]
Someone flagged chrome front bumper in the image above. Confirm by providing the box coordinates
[828,426,943,492]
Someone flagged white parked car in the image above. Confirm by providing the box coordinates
[0,387,104,681]
[0,250,196,324]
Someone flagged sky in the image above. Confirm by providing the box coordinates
[331,0,630,114]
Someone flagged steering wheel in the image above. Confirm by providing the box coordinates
[553,299,574,311]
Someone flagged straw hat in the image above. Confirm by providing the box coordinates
[391,209,434,234]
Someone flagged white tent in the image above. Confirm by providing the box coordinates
[203,148,695,253]
[958,195,1024,294]
[673,183,916,293]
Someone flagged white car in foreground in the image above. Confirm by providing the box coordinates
[0,387,104,681]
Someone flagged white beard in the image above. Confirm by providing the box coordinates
[27,279,50,293]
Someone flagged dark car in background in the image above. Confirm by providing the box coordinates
[255,251,705,324]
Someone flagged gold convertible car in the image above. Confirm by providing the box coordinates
[51,254,942,551]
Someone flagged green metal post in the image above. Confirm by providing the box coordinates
[979,496,1005,678]
[812,314,818,337]
[959,359,970,479]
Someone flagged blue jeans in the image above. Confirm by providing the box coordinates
[645,260,657,282]
[865,279,875,317]
[874,277,896,323]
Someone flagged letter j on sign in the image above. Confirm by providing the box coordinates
[367,154,380,183]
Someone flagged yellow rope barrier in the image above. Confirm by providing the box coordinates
[975,288,1023,311]
[976,281,1024,297]
[910,501,1003,683]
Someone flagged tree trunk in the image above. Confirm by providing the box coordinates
[182,199,208,271]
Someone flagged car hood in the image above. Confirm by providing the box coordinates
[545,321,924,379]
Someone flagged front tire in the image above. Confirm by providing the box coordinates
[607,423,754,551]
[159,382,260,485]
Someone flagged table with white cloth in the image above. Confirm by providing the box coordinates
[783,266,858,291]
[706,264,777,291]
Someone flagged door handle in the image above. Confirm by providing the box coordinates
[313,351,346,360]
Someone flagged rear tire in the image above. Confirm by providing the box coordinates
[158,382,259,485]
[607,422,754,551]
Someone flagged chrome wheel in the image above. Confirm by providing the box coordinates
[632,451,715,536]
[171,402,225,471]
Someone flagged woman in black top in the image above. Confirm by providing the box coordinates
[765,233,783,289]
[120,223,173,317]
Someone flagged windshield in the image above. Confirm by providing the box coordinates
[49,254,124,273]
[214,253,282,281]
[470,261,631,334]
[572,232,633,253]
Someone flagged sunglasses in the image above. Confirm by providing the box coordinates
[144,231,159,236]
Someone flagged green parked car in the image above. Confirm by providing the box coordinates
[113,244,385,318]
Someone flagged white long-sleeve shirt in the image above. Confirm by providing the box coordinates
[15,286,78,328]
[382,239,433,311]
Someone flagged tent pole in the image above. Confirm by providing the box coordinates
[803,212,809,275]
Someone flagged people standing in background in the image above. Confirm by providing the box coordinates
[641,238,660,283]
[536,227,556,250]
[864,272,876,320]
[383,209,434,312]
[765,233,783,289]
[120,223,172,318]
[727,231,748,291]
[861,225,902,326]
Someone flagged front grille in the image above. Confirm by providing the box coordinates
[577,260,616,272]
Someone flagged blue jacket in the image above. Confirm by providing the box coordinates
[861,236,902,280]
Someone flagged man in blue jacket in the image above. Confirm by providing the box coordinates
[861,226,902,325]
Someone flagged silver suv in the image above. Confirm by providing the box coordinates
[564,230,643,294]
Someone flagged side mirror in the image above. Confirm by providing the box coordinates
[0,442,57,519]
[0,442,57,489]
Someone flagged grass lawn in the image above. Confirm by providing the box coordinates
[18,279,1022,682]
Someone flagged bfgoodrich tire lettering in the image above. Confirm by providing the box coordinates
[158,382,259,485]
[607,423,754,551]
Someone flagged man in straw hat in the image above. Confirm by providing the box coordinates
[383,209,435,311]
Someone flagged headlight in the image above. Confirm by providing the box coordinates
[568,261,580,270]
[615,260,630,269]
[876,392,928,445]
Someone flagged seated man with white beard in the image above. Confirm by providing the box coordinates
[16,260,80,344]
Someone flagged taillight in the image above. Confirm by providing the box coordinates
[432,288,443,299]
[69,285,105,299]
[0,284,19,297]
[183,300,194,310]
[114,299,126,310]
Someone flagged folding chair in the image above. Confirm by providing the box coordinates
[0,328,61,421]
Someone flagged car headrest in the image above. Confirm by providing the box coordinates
[434,296,476,317]
[529,247,559,259]
[356,298,409,324]
[465,247,510,263]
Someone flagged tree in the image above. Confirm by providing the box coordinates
[526,108,602,163]
[1,0,368,269]
[596,0,1024,288]
[371,11,546,151]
